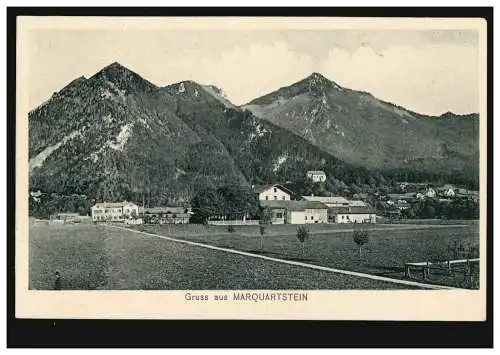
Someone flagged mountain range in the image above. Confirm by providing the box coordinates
[28,62,479,207]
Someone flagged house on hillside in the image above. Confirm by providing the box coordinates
[253,184,295,201]
[91,201,139,222]
[306,170,327,183]
[260,200,328,224]
[426,187,437,198]
[438,184,456,198]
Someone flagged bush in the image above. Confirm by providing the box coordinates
[353,229,369,258]
[227,224,235,233]
[296,225,310,243]
[296,225,310,256]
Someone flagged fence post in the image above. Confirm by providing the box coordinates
[422,266,426,280]
[404,264,410,278]
[448,260,452,274]
[426,261,430,276]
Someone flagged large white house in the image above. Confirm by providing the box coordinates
[91,201,139,222]
[253,184,294,201]
[306,170,327,183]
[260,200,328,224]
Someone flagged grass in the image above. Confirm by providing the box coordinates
[132,222,480,289]
[29,223,419,290]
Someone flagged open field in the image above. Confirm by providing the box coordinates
[132,222,480,289]
[29,223,423,290]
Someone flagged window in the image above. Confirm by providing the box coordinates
[282,196,285,200]
[276,212,283,219]
[273,188,277,193]
[265,196,268,200]
[305,216,307,220]
[105,209,109,213]
[274,196,277,200]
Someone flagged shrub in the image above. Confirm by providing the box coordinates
[227,224,235,233]
[353,229,369,258]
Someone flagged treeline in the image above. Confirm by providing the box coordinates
[190,184,260,224]
[401,199,479,220]
[29,193,94,219]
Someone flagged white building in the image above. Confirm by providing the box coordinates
[306,170,327,183]
[425,187,437,198]
[260,200,328,224]
[253,184,294,201]
[91,201,139,222]
[329,205,377,224]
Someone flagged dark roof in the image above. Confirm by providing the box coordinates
[260,200,327,211]
[307,170,326,175]
[253,184,295,195]
[329,206,375,214]
[140,206,186,214]
[388,193,415,200]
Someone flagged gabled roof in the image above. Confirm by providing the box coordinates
[140,206,186,214]
[348,200,368,207]
[302,196,349,205]
[260,200,327,211]
[253,184,295,195]
[307,170,326,175]
[92,201,137,209]
[329,205,375,214]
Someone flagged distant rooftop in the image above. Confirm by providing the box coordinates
[253,184,295,195]
[302,196,349,205]
[306,170,326,175]
[260,200,327,211]
[92,201,137,208]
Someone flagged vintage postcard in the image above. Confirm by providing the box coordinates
[16,15,487,320]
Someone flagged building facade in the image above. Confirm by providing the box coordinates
[140,206,191,224]
[260,200,328,224]
[329,205,377,224]
[91,201,139,222]
[306,170,327,183]
[253,184,293,201]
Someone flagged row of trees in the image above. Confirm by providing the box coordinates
[400,199,479,220]
[190,184,260,224]
[29,193,94,219]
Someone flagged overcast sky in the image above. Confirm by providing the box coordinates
[28,28,479,115]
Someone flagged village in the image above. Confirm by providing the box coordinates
[43,170,480,226]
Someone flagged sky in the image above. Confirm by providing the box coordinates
[28,28,479,116]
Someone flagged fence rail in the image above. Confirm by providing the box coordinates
[207,220,260,226]
[404,258,479,280]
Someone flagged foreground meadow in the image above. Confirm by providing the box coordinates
[133,222,480,289]
[29,223,419,290]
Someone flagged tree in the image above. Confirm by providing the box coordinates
[259,225,266,251]
[353,229,369,258]
[296,225,310,258]
[258,207,272,251]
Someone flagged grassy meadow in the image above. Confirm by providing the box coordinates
[29,223,422,290]
[132,222,480,289]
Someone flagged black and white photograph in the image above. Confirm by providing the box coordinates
[14,14,489,322]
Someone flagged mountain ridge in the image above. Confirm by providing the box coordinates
[28,62,479,212]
